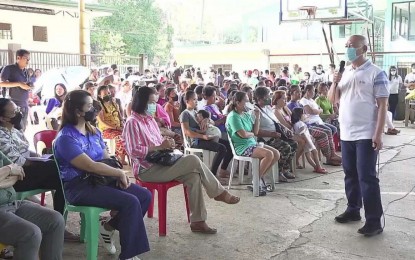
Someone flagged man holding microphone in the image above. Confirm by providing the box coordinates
[328,35,389,237]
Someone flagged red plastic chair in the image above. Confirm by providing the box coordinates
[333,133,341,152]
[136,180,190,236]
[33,130,58,206]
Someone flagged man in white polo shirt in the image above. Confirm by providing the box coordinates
[404,63,415,92]
[328,35,389,237]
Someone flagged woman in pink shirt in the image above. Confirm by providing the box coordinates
[123,87,240,234]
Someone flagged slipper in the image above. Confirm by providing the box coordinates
[313,168,328,174]
[191,227,217,234]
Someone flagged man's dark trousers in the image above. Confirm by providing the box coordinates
[341,139,383,226]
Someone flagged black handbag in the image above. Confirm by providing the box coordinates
[256,105,293,140]
[145,149,183,166]
[83,156,123,186]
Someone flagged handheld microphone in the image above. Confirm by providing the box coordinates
[335,60,346,88]
[339,60,345,74]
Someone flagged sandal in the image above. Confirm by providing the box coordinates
[64,230,81,242]
[324,160,342,166]
[214,191,240,204]
[313,167,328,174]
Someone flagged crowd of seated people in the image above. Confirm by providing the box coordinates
[1,62,398,259]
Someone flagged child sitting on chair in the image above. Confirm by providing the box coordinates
[291,107,327,174]
[194,110,222,143]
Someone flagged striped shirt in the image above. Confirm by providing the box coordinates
[122,111,163,177]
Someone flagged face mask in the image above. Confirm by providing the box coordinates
[172,95,179,102]
[103,95,111,102]
[264,98,272,106]
[147,103,157,116]
[391,71,396,76]
[316,69,322,74]
[10,112,23,130]
[84,107,97,122]
[345,47,362,62]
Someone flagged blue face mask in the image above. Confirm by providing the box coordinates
[345,47,360,62]
[147,103,157,116]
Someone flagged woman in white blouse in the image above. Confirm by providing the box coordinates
[388,66,403,119]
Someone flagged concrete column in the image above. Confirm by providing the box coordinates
[7,43,21,64]
[79,0,87,66]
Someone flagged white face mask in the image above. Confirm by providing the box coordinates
[316,69,322,74]
[391,71,396,76]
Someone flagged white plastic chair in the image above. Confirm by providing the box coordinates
[103,138,116,156]
[181,128,215,167]
[227,132,278,197]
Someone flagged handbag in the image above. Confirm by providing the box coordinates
[83,156,123,186]
[145,149,183,166]
[255,105,293,140]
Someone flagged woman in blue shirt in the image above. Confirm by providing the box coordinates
[54,90,151,260]
[45,83,67,130]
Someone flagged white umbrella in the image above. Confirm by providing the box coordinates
[34,66,90,99]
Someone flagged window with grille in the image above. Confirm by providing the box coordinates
[33,26,48,42]
[0,23,12,40]
[212,64,232,71]
[270,63,289,74]
[391,1,415,41]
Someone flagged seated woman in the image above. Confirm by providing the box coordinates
[315,83,340,133]
[180,90,232,179]
[96,85,128,164]
[45,83,67,130]
[226,91,280,196]
[272,90,306,168]
[0,98,78,240]
[54,90,152,259]
[299,85,341,165]
[0,151,65,260]
[148,86,182,148]
[164,87,182,134]
[123,86,240,234]
[253,87,298,181]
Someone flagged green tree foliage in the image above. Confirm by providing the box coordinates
[91,0,173,63]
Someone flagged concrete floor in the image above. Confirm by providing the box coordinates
[28,122,415,260]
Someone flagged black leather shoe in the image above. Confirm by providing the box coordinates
[334,211,361,223]
[358,224,383,237]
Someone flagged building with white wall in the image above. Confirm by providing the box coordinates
[0,0,111,54]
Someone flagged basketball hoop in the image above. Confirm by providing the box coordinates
[298,6,318,19]
[298,6,317,28]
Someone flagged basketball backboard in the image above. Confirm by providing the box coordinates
[279,0,348,23]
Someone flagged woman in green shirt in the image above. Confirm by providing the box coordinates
[226,91,280,196]
[315,83,340,132]
[0,151,64,259]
